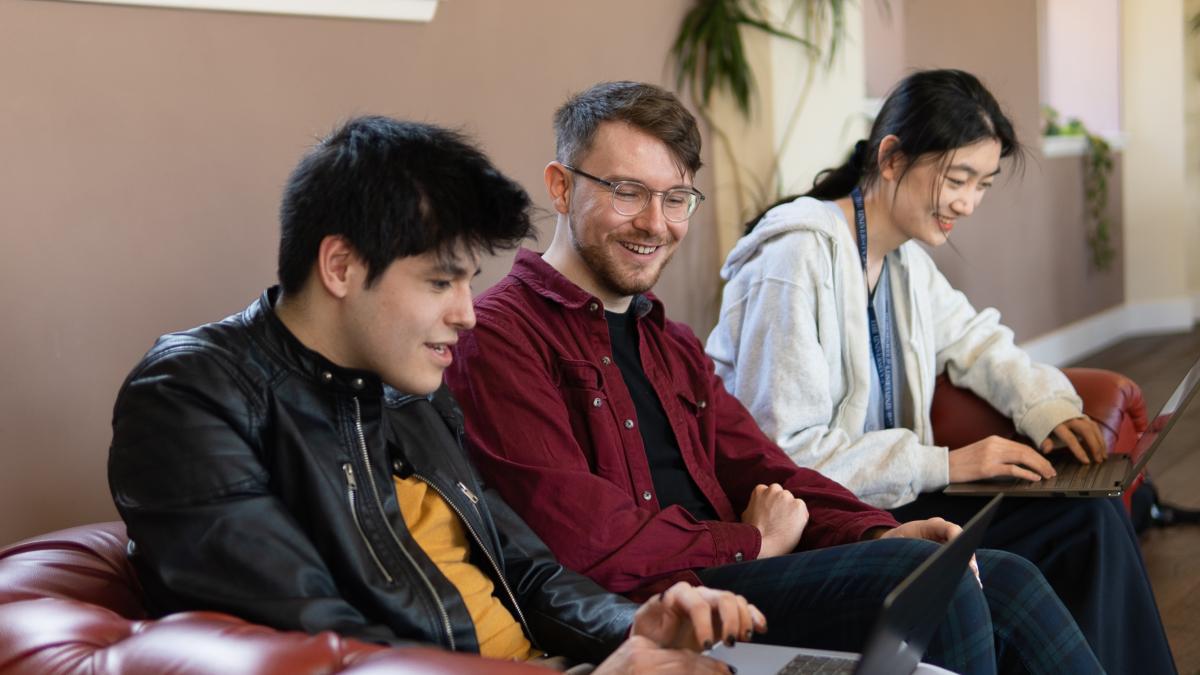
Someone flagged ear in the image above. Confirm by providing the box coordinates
[314,235,363,299]
[877,134,906,182]
[544,161,572,215]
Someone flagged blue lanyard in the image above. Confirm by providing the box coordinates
[851,186,896,429]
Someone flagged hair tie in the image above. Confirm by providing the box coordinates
[849,140,869,170]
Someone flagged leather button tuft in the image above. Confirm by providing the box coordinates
[642,490,652,501]
[592,397,603,408]
[623,419,635,429]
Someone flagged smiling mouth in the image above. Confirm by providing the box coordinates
[620,242,660,255]
[427,342,454,355]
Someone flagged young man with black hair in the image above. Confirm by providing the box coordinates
[108,115,765,673]
[444,83,1105,674]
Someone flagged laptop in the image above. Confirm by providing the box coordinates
[709,494,1003,675]
[944,355,1200,498]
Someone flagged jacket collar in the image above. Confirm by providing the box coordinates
[247,286,385,396]
[510,248,665,326]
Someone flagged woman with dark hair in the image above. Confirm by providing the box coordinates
[706,69,1175,673]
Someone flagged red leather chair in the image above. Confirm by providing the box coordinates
[929,367,1149,510]
[0,521,547,674]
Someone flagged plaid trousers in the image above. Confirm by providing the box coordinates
[891,495,1173,675]
[697,537,1103,674]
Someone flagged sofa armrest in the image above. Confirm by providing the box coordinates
[930,367,1147,457]
[0,523,554,674]
[0,598,547,674]
[929,367,1149,510]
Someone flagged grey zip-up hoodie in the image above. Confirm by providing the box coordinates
[705,197,1082,508]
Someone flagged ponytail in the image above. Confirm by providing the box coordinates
[743,139,867,235]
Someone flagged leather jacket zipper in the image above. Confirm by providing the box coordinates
[413,472,536,649]
[342,462,393,583]
[353,397,456,651]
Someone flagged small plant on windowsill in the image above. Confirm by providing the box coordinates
[1042,104,1116,270]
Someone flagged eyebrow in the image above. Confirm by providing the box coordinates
[948,163,1002,178]
[430,260,482,278]
[605,173,697,191]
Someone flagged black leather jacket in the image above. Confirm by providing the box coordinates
[108,288,636,663]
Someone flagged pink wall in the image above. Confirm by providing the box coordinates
[864,0,1124,340]
[1042,0,1122,134]
[0,0,717,544]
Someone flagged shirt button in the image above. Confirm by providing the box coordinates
[351,378,365,390]
[624,419,635,429]
[642,490,652,501]
[734,551,744,562]
[698,400,707,409]
[588,302,599,312]
[592,397,603,408]
[320,371,334,383]
[601,356,612,365]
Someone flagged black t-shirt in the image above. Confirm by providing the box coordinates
[605,305,718,521]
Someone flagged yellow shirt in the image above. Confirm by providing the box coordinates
[393,475,539,661]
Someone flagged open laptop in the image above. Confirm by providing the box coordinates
[944,354,1200,498]
[709,494,1003,675]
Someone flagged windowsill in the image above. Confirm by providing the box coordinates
[1042,132,1126,158]
[36,0,439,22]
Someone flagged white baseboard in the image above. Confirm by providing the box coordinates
[1020,298,1196,367]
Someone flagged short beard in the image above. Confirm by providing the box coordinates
[568,221,668,299]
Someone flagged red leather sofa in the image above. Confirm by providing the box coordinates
[0,521,547,674]
[931,367,1149,510]
[0,368,1145,674]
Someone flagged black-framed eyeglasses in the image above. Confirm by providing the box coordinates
[562,164,705,223]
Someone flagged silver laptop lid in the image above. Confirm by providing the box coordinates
[1121,354,1200,487]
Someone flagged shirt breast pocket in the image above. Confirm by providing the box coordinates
[554,358,624,477]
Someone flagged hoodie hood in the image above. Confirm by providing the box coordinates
[720,196,848,280]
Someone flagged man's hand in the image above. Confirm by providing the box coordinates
[1041,416,1107,464]
[739,483,808,558]
[880,518,980,586]
[592,635,735,674]
[948,436,1056,483]
[630,581,767,652]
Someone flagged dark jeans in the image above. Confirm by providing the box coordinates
[696,538,1101,674]
[891,494,1175,675]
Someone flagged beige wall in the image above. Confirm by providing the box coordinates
[1121,0,1189,307]
[0,0,719,544]
[1189,0,1200,311]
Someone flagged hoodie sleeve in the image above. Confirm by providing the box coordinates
[708,231,949,509]
[916,248,1083,445]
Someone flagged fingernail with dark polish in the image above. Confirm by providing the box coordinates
[729,666,738,674]
[703,640,713,650]
[725,635,736,647]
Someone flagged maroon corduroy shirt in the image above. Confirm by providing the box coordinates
[445,249,899,600]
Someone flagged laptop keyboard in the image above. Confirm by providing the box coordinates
[778,653,859,674]
[1052,461,1102,489]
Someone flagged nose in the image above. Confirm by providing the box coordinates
[633,194,671,236]
[951,193,976,217]
[448,287,476,331]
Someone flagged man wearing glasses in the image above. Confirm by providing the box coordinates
[444,81,1103,672]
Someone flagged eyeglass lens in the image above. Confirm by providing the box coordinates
[610,182,698,222]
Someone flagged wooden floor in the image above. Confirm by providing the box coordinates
[1070,328,1200,675]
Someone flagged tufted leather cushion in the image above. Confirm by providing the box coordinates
[0,522,548,674]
